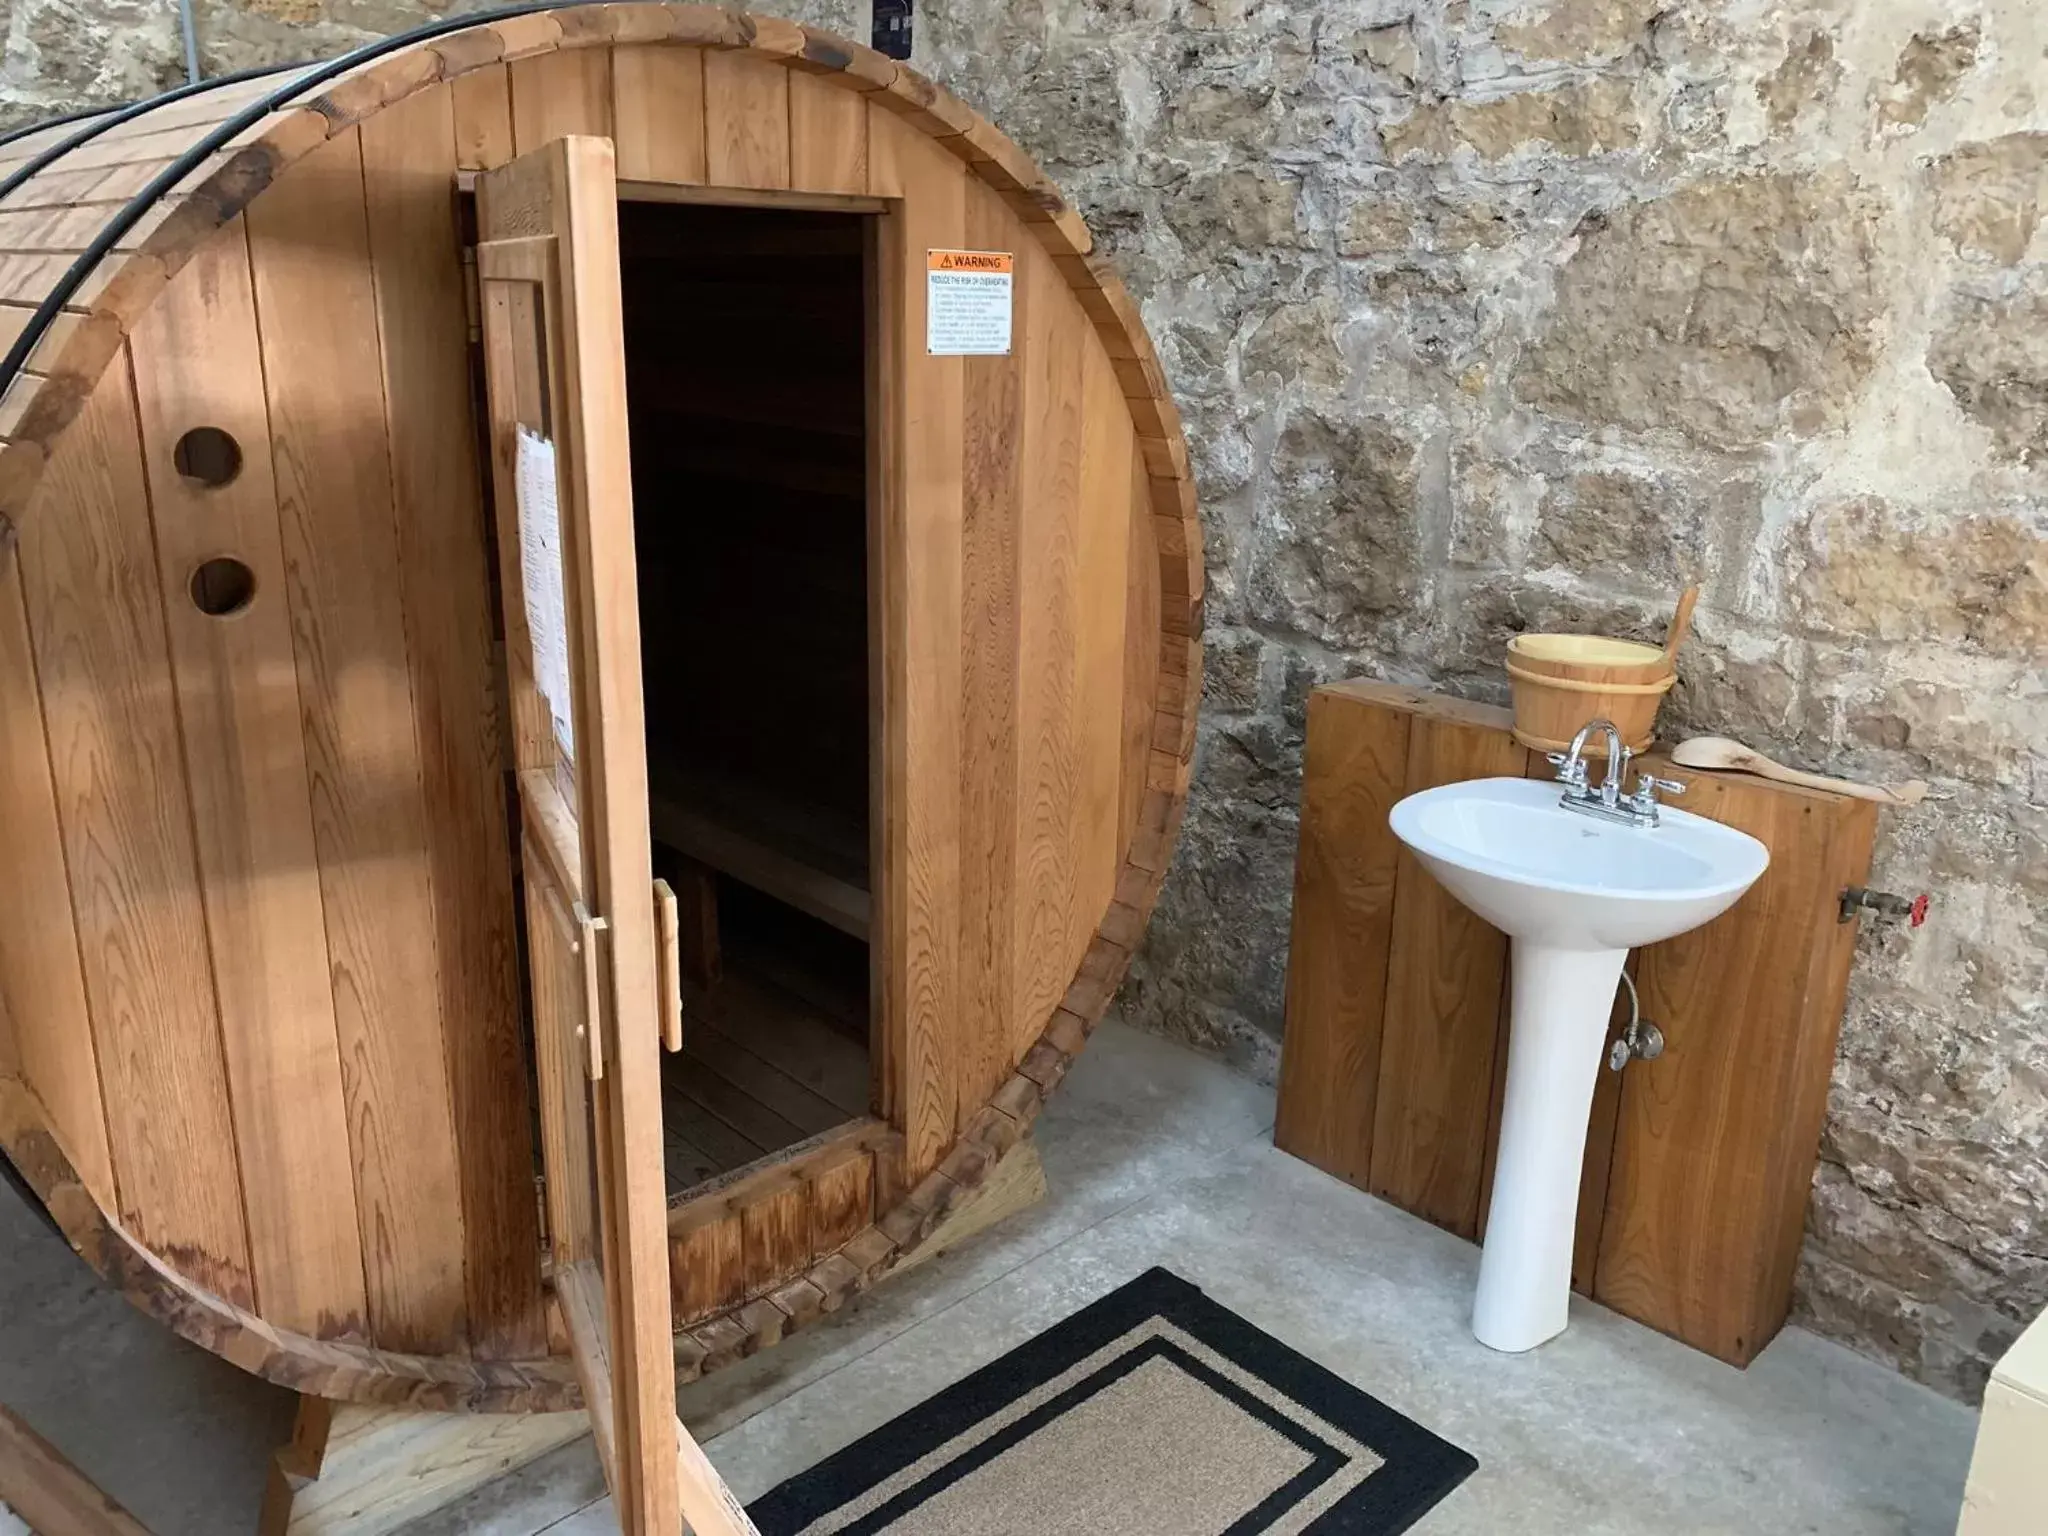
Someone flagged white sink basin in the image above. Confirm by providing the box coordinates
[1390,777,1770,951]
[1388,775,1769,1354]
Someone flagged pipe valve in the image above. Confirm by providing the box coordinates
[1839,886,1930,927]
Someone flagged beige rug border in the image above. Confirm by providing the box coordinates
[790,1314,1389,1536]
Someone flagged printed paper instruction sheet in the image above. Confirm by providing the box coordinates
[515,425,576,766]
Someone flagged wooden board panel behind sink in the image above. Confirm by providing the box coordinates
[1275,679,1878,1368]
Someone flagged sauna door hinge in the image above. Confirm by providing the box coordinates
[461,245,482,342]
[534,1175,552,1269]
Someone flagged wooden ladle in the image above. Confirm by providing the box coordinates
[1669,737,1928,806]
[1662,584,1699,668]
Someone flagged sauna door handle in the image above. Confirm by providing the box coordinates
[653,879,683,1053]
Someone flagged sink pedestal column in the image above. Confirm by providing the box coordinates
[1472,943,1628,1353]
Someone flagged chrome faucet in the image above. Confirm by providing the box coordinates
[1548,718,1686,827]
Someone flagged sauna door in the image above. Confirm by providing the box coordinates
[476,136,746,1536]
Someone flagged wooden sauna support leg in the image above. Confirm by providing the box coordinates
[0,1403,150,1536]
[258,1396,588,1536]
[258,1141,1049,1535]
[896,1136,1048,1275]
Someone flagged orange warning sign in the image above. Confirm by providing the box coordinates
[928,249,1015,274]
[926,248,1014,355]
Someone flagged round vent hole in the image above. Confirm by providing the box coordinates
[173,426,242,487]
[190,557,256,617]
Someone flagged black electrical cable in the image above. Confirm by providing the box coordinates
[0,101,120,154]
[0,0,578,398]
[0,61,309,218]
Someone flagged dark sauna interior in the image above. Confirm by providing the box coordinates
[618,198,873,1197]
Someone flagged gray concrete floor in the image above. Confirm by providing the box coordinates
[1,1020,1978,1534]
[0,1172,296,1531]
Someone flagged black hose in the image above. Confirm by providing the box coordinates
[0,0,580,399]
[0,61,309,219]
[0,102,118,154]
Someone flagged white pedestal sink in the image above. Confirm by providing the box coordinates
[1389,776,1769,1353]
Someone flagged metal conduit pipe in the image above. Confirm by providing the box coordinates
[178,0,204,86]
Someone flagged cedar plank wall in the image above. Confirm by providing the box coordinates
[869,100,968,1182]
[15,361,254,1308]
[130,218,367,1340]
[0,89,544,1355]
[0,42,1157,1349]
[0,559,112,1214]
[363,80,544,1361]
[1276,679,1878,1367]
[956,172,1025,1150]
[485,36,1155,1260]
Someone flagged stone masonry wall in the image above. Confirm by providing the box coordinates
[5,0,2040,1402]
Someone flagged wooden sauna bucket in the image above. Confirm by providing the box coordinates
[0,0,1201,1451]
[1506,634,1674,754]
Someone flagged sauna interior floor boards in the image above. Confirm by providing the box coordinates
[662,965,869,1197]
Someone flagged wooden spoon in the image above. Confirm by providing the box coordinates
[1662,584,1700,668]
[1669,736,1927,806]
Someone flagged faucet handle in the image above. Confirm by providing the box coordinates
[1628,774,1687,816]
[1546,751,1589,790]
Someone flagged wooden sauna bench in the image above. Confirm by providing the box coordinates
[647,770,872,1198]
[645,759,874,1198]
[648,763,870,943]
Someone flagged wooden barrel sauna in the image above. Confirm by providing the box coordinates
[0,4,1200,1417]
